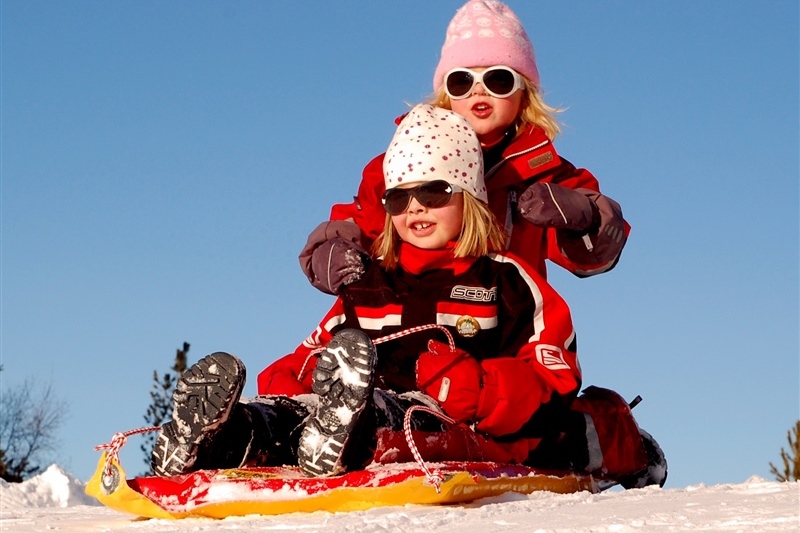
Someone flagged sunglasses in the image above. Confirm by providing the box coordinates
[382,180,462,215]
[444,66,525,100]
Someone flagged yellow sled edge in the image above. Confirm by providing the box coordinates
[85,453,598,519]
[85,453,178,519]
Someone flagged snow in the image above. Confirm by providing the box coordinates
[1,465,798,532]
[203,478,311,506]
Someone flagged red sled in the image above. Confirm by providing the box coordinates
[85,387,648,518]
[85,452,610,519]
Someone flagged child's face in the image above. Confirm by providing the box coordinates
[391,185,464,250]
[449,67,524,146]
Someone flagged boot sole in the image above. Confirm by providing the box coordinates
[298,329,376,477]
[151,352,246,476]
[619,429,668,489]
[152,422,196,477]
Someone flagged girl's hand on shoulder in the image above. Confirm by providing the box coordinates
[518,182,599,232]
[311,237,369,294]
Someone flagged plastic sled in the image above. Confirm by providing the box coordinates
[85,452,604,519]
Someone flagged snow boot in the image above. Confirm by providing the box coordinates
[151,352,246,476]
[619,429,668,488]
[297,329,377,477]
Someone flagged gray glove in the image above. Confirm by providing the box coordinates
[518,182,598,232]
[310,237,368,294]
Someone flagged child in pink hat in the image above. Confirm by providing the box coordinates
[301,0,629,296]
[294,1,661,489]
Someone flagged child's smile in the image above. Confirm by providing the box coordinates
[409,219,436,237]
[392,194,464,250]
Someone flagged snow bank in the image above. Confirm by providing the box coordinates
[0,464,99,509]
[0,465,798,533]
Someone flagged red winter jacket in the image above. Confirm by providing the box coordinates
[259,242,581,442]
[300,124,629,288]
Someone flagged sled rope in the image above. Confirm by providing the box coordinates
[403,405,456,493]
[94,426,160,479]
[299,324,456,381]
[374,324,455,350]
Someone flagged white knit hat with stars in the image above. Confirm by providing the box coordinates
[383,104,486,203]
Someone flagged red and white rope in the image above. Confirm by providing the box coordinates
[402,405,456,493]
[299,324,455,382]
[374,324,455,351]
[93,426,160,478]
[297,347,326,381]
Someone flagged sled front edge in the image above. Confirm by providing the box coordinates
[85,453,178,519]
[85,454,600,519]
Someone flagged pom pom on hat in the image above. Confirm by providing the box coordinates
[383,104,486,203]
[433,0,539,92]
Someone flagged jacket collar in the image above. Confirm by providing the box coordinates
[485,124,561,183]
[397,241,476,275]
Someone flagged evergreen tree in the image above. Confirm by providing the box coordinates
[769,420,800,482]
[140,342,189,474]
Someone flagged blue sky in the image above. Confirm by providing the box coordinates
[2,1,797,489]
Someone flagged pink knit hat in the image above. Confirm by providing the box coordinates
[383,104,487,203]
[433,0,539,92]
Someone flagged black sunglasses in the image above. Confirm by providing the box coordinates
[382,180,462,215]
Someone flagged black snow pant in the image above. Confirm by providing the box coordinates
[201,390,446,470]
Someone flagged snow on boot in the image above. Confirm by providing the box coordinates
[298,329,377,477]
[151,352,246,477]
[619,429,668,489]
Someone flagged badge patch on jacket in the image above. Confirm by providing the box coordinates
[437,302,498,332]
[456,315,480,337]
[527,151,554,170]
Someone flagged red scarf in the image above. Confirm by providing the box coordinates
[397,241,476,276]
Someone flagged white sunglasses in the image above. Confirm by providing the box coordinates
[443,66,525,100]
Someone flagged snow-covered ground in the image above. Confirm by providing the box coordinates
[0,465,797,532]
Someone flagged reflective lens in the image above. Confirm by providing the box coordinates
[382,180,461,215]
[444,66,523,100]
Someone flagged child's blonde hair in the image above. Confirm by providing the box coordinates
[427,77,562,141]
[373,192,506,270]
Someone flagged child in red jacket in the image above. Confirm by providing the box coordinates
[301,0,629,296]
[151,105,665,488]
[262,104,583,475]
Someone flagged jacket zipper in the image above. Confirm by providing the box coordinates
[487,139,551,247]
[505,190,517,248]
